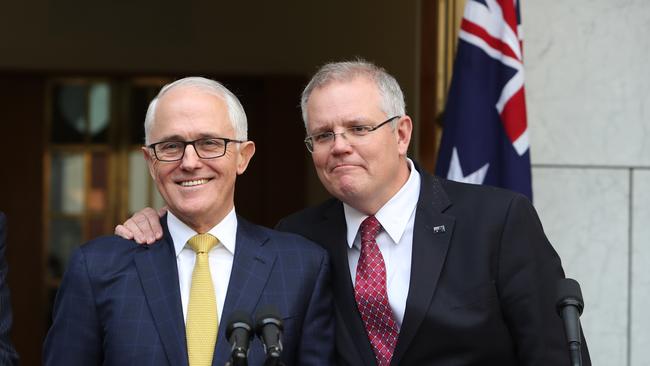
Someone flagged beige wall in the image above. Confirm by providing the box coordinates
[524,0,650,365]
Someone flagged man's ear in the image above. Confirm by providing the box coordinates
[142,146,157,181]
[395,115,413,156]
[236,141,256,175]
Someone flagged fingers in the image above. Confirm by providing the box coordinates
[114,207,165,245]
[147,208,164,241]
[124,216,151,244]
[114,224,134,240]
[134,208,162,244]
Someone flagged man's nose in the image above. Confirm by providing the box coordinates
[180,144,202,169]
[330,131,353,152]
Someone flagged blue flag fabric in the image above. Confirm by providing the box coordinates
[435,0,532,200]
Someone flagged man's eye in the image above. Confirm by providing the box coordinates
[349,126,371,134]
[200,139,224,147]
[160,142,182,150]
[313,132,334,142]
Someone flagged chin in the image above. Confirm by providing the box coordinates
[170,203,206,219]
[335,175,364,193]
[333,184,362,201]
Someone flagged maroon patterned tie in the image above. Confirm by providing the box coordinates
[354,215,399,366]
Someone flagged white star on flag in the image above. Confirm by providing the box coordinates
[447,147,489,185]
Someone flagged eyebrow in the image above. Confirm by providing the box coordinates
[309,119,372,134]
[154,133,222,142]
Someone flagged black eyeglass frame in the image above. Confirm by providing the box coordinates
[147,137,245,162]
[303,115,401,153]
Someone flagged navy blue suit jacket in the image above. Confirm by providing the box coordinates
[44,215,334,365]
[0,212,18,365]
[277,163,591,366]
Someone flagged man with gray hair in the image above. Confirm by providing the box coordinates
[45,77,334,366]
[117,61,591,365]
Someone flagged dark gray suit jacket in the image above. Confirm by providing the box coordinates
[277,163,591,366]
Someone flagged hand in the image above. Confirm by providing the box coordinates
[114,207,167,244]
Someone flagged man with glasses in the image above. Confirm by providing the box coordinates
[44,77,334,365]
[117,62,590,365]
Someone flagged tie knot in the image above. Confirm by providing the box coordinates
[188,233,219,254]
[360,215,381,242]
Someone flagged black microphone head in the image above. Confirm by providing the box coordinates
[226,310,253,340]
[255,304,283,333]
[556,278,584,316]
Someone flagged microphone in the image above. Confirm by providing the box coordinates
[226,311,254,366]
[556,278,585,366]
[255,305,284,366]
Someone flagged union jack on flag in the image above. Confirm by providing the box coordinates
[435,0,532,200]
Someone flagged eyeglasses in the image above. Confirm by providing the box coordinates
[304,116,400,153]
[147,137,244,162]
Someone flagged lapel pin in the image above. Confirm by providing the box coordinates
[433,225,446,234]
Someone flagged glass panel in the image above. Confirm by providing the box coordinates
[51,84,87,143]
[48,218,82,278]
[128,150,148,215]
[50,152,85,214]
[129,86,151,145]
[89,83,110,143]
[88,152,107,212]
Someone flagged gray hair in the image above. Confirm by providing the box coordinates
[300,59,406,128]
[144,77,248,144]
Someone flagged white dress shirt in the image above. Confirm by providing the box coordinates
[167,209,237,323]
[344,158,421,327]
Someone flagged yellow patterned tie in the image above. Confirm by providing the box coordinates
[186,233,219,366]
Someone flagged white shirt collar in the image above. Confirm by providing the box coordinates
[343,158,421,247]
[167,208,238,256]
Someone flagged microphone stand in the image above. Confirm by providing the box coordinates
[556,279,584,366]
[562,301,583,366]
[264,358,285,366]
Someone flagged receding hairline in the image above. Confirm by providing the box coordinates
[144,77,248,144]
[145,86,228,143]
[158,84,230,109]
[304,64,384,100]
[300,60,406,127]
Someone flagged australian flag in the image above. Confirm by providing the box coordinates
[435,0,532,200]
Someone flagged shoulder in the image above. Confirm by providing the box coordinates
[427,177,543,241]
[434,174,529,210]
[415,172,536,231]
[79,235,140,254]
[70,235,142,273]
[411,162,529,216]
[240,218,328,258]
[269,227,326,255]
[276,198,340,230]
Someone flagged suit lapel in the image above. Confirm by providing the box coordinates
[213,217,276,366]
[134,217,188,366]
[318,202,377,366]
[391,168,454,365]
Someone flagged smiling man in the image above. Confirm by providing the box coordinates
[44,77,334,366]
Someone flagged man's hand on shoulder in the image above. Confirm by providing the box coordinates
[114,207,166,244]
